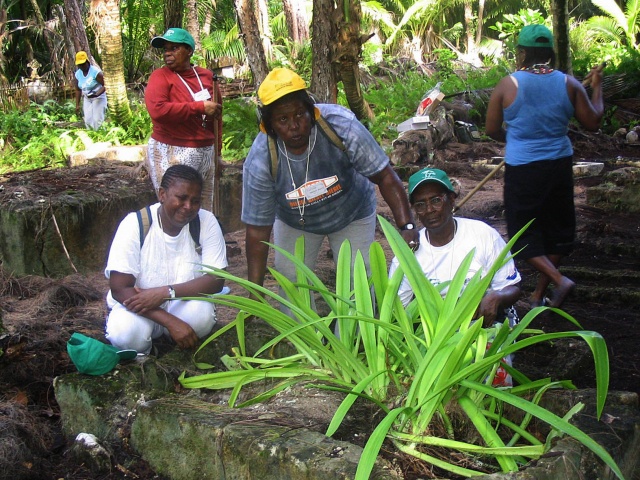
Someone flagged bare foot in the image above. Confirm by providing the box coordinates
[529,296,550,309]
[548,277,576,308]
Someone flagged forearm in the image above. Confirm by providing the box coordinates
[590,87,604,120]
[246,225,272,287]
[485,286,521,313]
[374,166,414,228]
[172,273,225,297]
[487,127,506,143]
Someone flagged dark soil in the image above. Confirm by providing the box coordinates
[1,132,639,479]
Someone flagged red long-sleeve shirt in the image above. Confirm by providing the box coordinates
[145,65,223,154]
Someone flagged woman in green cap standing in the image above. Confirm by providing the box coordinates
[145,28,223,213]
[485,24,604,309]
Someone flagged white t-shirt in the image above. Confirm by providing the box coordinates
[105,203,228,308]
[389,218,520,307]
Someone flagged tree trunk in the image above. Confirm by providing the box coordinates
[185,0,201,51]
[310,0,337,103]
[256,0,272,62]
[283,0,309,49]
[475,0,485,46]
[90,0,132,126]
[552,0,572,74]
[165,0,184,30]
[464,2,475,55]
[57,0,84,85]
[333,0,374,121]
[234,0,269,85]
[28,0,65,82]
[63,0,90,54]
[0,9,7,80]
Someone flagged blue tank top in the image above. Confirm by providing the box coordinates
[504,70,574,166]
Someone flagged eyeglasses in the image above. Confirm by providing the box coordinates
[413,194,448,213]
[163,44,183,53]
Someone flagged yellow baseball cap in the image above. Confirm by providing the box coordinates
[258,68,307,106]
[75,51,88,65]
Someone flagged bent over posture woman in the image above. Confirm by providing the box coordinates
[105,165,227,353]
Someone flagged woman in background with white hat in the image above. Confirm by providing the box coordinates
[73,50,107,130]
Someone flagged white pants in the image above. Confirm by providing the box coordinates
[83,95,107,130]
[105,299,216,354]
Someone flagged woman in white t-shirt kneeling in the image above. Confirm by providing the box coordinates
[104,164,228,354]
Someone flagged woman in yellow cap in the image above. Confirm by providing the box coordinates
[73,51,107,130]
[242,67,418,311]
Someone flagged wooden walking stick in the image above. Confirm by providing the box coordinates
[213,74,222,218]
[581,62,606,87]
[453,159,506,213]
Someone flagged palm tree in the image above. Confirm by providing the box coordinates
[90,0,132,126]
[586,0,640,49]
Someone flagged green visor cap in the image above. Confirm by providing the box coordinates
[517,24,553,48]
[408,168,455,196]
[150,28,196,51]
[67,332,137,376]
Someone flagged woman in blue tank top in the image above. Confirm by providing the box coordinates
[485,24,604,310]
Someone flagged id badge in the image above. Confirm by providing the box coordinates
[193,89,211,101]
[304,181,328,200]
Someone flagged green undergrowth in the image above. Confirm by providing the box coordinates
[179,217,623,479]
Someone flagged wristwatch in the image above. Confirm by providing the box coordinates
[168,285,176,299]
[400,222,416,231]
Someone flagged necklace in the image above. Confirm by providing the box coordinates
[280,128,317,227]
[157,208,165,233]
[425,219,457,284]
[519,63,554,74]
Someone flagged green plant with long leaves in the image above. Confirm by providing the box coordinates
[179,216,621,479]
[348,218,620,479]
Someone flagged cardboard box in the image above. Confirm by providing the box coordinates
[397,115,431,133]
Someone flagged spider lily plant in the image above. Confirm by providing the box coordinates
[179,216,623,480]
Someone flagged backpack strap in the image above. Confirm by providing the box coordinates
[136,205,200,255]
[267,135,279,178]
[189,215,202,255]
[315,115,346,152]
[267,114,346,178]
[136,206,152,248]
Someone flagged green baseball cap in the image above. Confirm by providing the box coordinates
[517,24,553,48]
[408,168,455,196]
[67,332,137,376]
[151,28,196,51]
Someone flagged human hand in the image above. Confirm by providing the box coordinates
[401,229,420,252]
[475,291,501,327]
[122,286,168,314]
[165,318,199,349]
[582,63,604,89]
[203,100,222,117]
